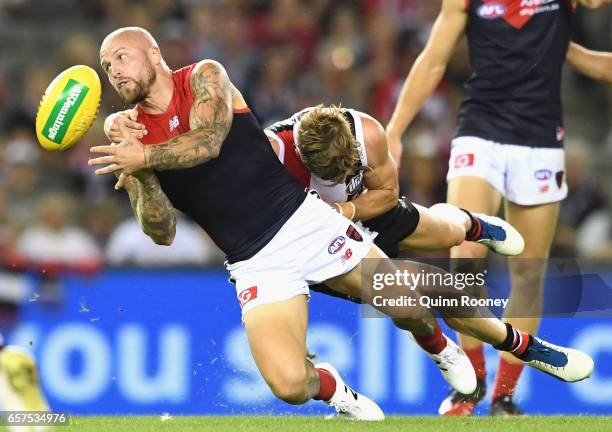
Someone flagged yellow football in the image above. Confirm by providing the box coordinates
[35,65,101,151]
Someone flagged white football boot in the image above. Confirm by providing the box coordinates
[315,362,384,421]
[472,213,525,256]
[428,335,477,395]
[520,337,594,382]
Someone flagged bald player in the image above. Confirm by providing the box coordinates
[92,27,596,418]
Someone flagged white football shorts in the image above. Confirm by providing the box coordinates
[447,136,568,206]
[226,192,373,318]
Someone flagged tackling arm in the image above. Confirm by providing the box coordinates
[337,115,399,221]
[385,0,467,166]
[566,42,612,84]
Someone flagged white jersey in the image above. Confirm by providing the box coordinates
[265,107,368,203]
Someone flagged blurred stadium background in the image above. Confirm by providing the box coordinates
[0,0,610,416]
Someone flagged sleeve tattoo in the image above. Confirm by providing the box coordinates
[144,61,234,170]
[123,174,176,245]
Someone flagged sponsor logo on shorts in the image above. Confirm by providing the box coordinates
[238,286,257,308]
[328,236,346,254]
[556,171,565,188]
[341,248,353,264]
[454,153,475,169]
[534,169,552,180]
[539,184,550,193]
[477,3,506,19]
[346,225,363,242]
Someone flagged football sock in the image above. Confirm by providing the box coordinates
[492,357,525,399]
[462,209,482,241]
[313,367,336,401]
[413,323,448,355]
[494,323,531,358]
[465,345,487,381]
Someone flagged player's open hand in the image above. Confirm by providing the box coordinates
[104,109,147,143]
[89,123,148,176]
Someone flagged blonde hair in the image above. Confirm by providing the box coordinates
[297,105,360,184]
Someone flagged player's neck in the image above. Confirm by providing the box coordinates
[139,70,174,115]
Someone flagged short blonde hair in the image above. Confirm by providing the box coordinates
[297,105,360,184]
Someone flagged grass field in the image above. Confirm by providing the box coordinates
[50,416,611,432]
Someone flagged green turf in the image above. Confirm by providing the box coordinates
[24,415,610,432]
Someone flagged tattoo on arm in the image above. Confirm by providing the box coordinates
[121,173,176,245]
[145,61,233,170]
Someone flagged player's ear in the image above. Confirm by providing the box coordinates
[149,46,162,66]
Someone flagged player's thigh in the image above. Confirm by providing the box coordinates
[447,176,503,259]
[399,203,466,251]
[243,295,309,389]
[324,244,385,299]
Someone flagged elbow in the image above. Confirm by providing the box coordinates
[382,187,399,212]
[388,185,400,206]
[153,235,174,246]
[150,224,176,246]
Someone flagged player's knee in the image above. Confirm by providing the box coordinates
[509,261,547,293]
[446,222,467,248]
[268,366,310,405]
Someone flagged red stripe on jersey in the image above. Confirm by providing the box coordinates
[233,107,251,113]
[276,130,311,188]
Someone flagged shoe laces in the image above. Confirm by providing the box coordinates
[436,349,458,368]
[329,399,354,415]
[479,220,507,242]
[527,339,567,369]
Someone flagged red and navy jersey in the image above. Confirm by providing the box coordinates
[136,64,306,263]
[455,0,573,148]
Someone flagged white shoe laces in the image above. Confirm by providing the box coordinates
[329,399,354,415]
[436,349,459,368]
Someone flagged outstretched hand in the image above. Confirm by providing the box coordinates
[89,123,148,185]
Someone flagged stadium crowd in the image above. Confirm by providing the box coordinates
[0,0,610,273]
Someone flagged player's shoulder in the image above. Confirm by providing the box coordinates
[191,59,227,74]
[188,60,231,88]
[356,112,387,162]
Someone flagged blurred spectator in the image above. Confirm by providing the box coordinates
[16,192,102,267]
[554,140,608,257]
[249,45,299,124]
[105,215,223,267]
[399,124,447,207]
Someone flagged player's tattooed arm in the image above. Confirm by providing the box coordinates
[131,171,176,246]
[144,60,234,170]
[114,169,176,245]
